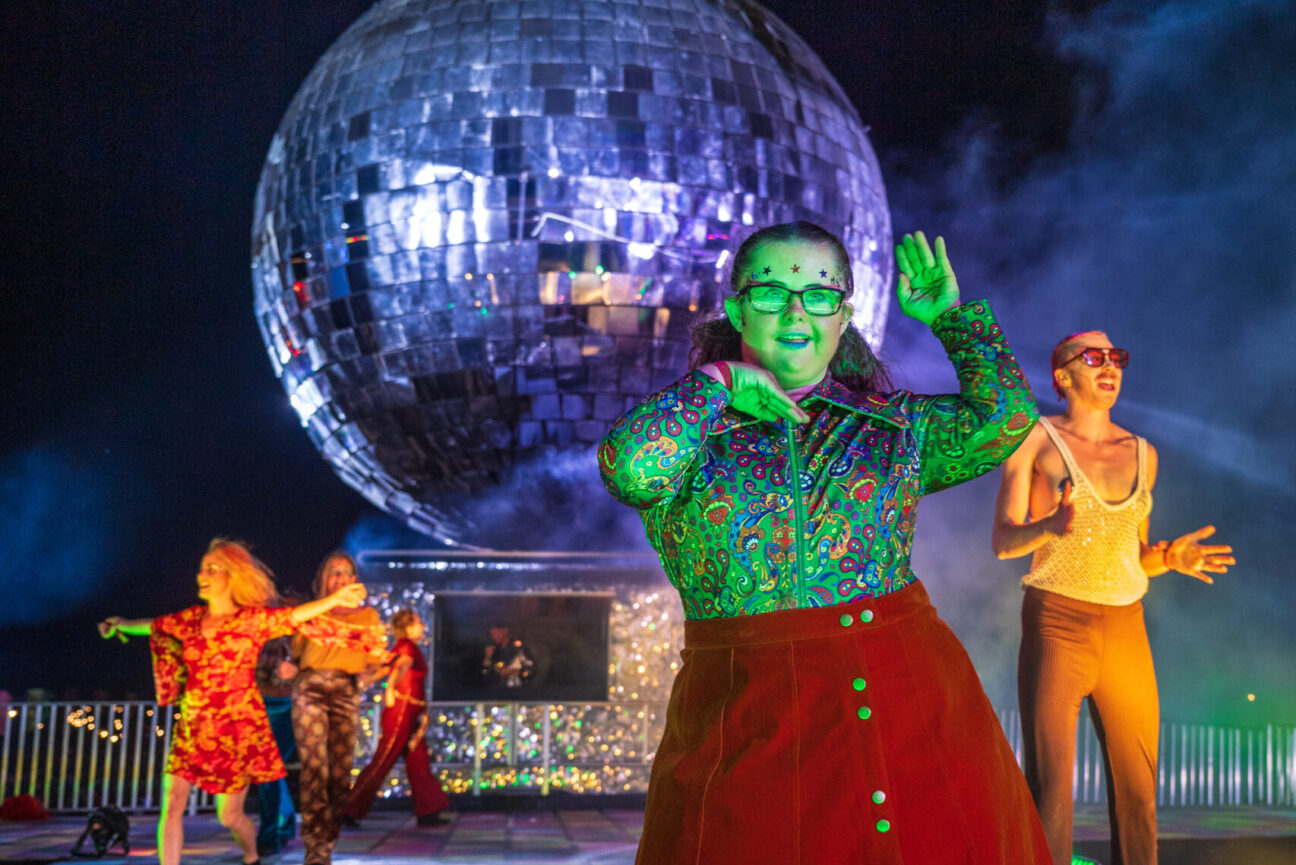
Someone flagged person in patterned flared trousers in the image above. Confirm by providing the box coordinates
[293,669,361,862]
[286,552,385,865]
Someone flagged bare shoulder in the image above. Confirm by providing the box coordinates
[997,420,1048,481]
[1108,420,1142,446]
[1011,416,1055,461]
[1000,420,1041,464]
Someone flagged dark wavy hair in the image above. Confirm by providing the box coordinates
[690,221,892,393]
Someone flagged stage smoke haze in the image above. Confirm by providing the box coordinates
[885,0,1296,723]
[344,448,653,557]
[0,447,121,625]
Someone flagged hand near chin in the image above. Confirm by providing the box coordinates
[895,231,960,325]
[726,362,810,425]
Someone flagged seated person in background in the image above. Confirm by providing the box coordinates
[481,624,534,691]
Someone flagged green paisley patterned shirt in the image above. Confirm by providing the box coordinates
[598,300,1038,620]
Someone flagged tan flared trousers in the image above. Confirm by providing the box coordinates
[1018,587,1159,865]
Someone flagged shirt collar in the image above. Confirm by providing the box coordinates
[713,373,909,433]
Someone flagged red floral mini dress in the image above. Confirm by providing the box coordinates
[150,606,382,794]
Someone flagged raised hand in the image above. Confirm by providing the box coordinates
[895,231,960,325]
[1166,525,1235,584]
[1045,479,1076,537]
[727,362,810,425]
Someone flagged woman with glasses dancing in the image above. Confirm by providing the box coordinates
[97,539,384,865]
[599,221,1050,864]
[993,331,1235,865]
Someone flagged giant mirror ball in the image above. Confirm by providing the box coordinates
[252,0,891,549]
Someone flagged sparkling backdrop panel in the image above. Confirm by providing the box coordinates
[354,575,681,795]
[252,0,891,545]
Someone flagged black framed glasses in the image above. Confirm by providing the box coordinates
[740,283,846,316]
[1062,347,1130,368]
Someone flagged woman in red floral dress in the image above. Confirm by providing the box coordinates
[99,539,386,865]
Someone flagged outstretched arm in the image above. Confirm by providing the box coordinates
[290,582,368,623]
[1138,445,1236,583]
[1141,519,1235,583]
[992,426,1074,559]
[98,617,155,641]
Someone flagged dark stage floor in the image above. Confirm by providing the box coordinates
[2,805,1295,864]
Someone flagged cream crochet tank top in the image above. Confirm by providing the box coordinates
[1022,418,1152,605]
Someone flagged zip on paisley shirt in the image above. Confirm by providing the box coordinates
[785,417,809,609]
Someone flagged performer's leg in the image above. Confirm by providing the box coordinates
[343,705,409,821]
[256,697,296,851]
[268,696,298,843]
[216,788,257,864]
[403,717,449,816]
[253,777,283,852]
[293,672,331,864]
[1090,604,1159,865]
[322,676,360,850]
[157,773,191,865]
[1019,589,1102,865]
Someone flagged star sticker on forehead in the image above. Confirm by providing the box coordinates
[791,264,800,273]
[762,266,771,275]
[820,269,828,278]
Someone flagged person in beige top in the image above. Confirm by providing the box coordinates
[992,330,1234,865]
[281,552,386,865]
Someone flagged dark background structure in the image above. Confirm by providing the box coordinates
[3,0,1293,726]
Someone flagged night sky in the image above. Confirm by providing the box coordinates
[4,0,1294,725]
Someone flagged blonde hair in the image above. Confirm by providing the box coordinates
[391,608,419,638]
[205,538,278,608]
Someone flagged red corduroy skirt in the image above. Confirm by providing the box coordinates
[637,581,1050,865]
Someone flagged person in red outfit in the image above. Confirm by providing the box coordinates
[98,539,384,865]
[344,609,450,826]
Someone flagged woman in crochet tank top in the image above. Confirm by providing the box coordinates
[992,330,1236,865]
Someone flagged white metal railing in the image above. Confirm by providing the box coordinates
[4,700,1294,813]
[0,702,216,813]
[995,708,1296,807]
